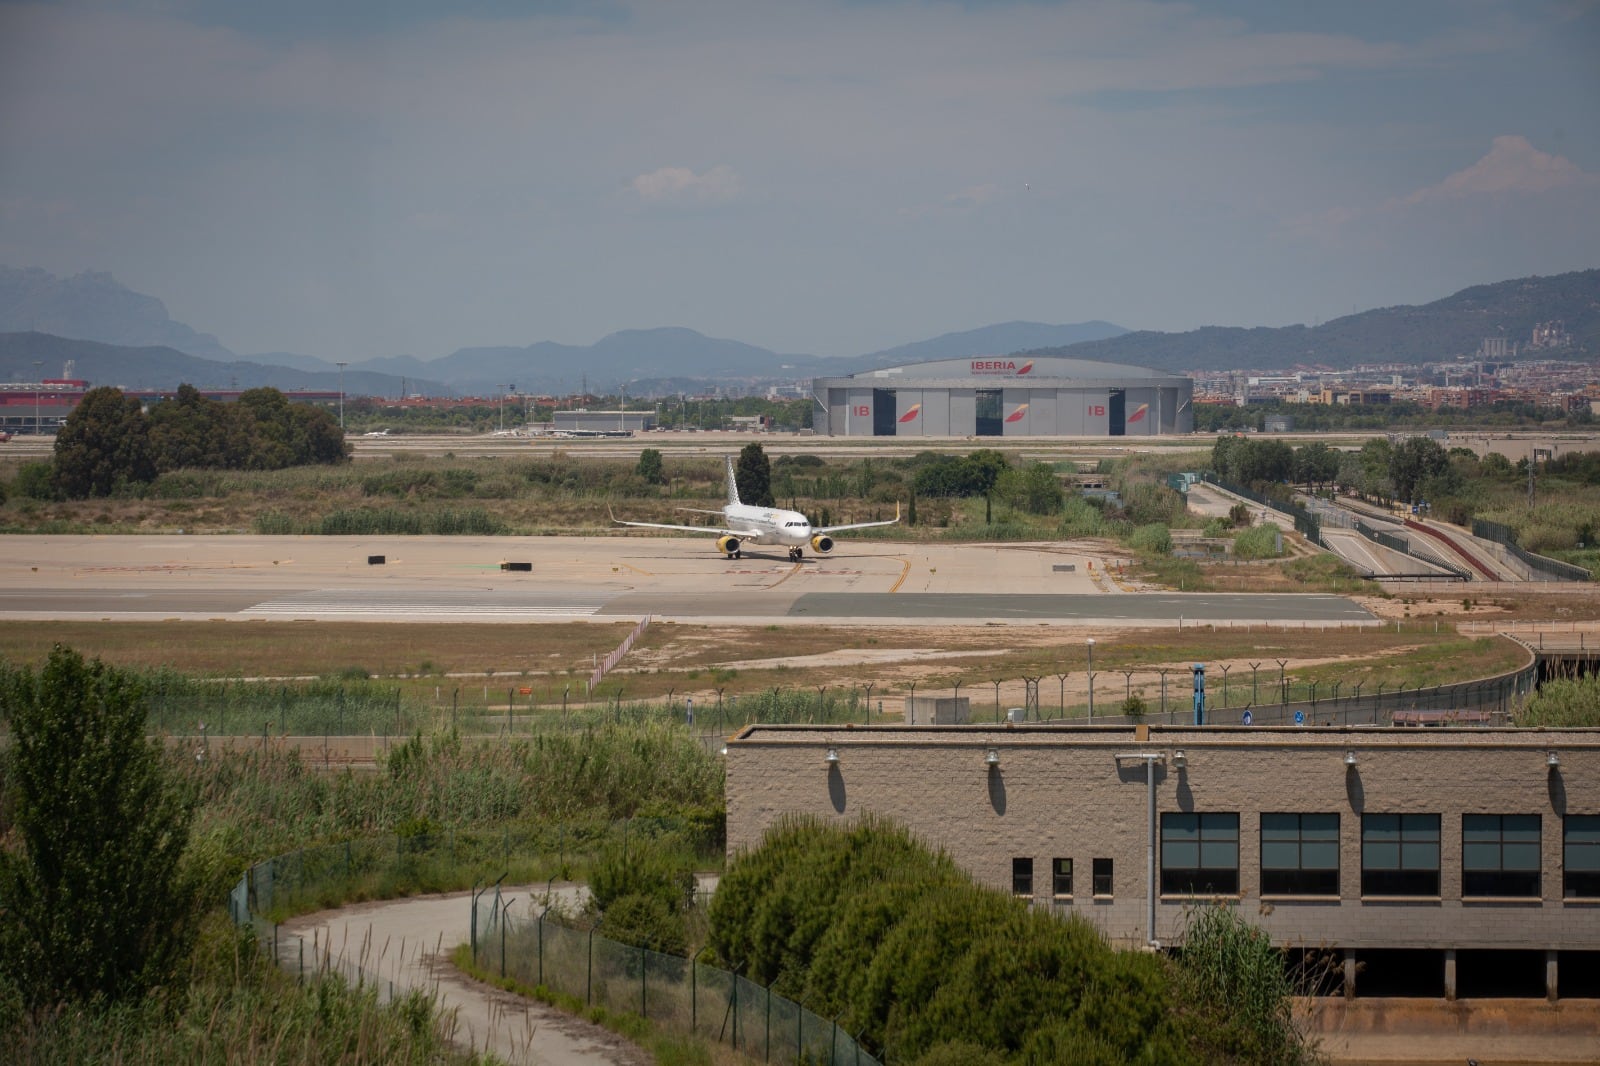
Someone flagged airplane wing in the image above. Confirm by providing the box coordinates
[816,501,901,535]
[611,509,762,539]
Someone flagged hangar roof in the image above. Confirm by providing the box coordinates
[825,355,1178,383]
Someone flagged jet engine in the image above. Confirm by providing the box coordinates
[809,534,835,555]
[716,535,743,557]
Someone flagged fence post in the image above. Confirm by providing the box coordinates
[500,908,507,979]
[641,944,647,1018]
[587,928,594,1004]
[691,957,697,1034]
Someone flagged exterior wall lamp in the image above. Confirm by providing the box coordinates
[984,748,1000,768]
[1344,751,1358,767]
[1172,750,1187,770]
[1548,751,1560,768]
[825,747,840,766]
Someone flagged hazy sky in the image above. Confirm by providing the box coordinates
[2,1,1597,361]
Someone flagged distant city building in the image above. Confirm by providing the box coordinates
[811,356,1193,437]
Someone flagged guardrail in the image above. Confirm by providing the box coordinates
[1473,519,1594,582]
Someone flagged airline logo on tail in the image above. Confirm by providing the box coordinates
[898,403,922,423]
[1128,403,1149,424]
[1004,404,1029,423]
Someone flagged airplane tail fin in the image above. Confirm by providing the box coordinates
[725,456,742,507]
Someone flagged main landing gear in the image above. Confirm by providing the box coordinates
[726,549,742,559]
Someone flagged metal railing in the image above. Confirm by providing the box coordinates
[1473,519,1593,582]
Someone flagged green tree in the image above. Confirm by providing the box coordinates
[1389,436,1449,505]
[993,463,1065,515]
[146,384,222,471]
[736,442,776,507]
[636,447,666,485]
[0,646,200,1006]
[51,386,156,498]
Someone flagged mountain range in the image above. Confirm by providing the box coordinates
[1,266,1595,397]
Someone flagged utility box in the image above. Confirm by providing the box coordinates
[905,696,970,725]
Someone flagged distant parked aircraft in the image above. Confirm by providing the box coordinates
[614,456,899,561]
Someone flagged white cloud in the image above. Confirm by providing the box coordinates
[1403,135,1596,205]
[630,165,743,204]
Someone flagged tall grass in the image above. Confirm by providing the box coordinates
[176,722,725,863]
[1,914,479,1066]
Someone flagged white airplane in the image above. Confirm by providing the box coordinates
[614,456,899,561]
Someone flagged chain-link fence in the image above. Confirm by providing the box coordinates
[471,894,882,1066]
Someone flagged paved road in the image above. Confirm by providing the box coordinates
[281,885,648,1066]
[0,534,1379,627]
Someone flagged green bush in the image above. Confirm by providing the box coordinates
[1519,675,1600,726]
[12,461,57,501]
[1232,524,1282,560]
[1129,523,1173,555]
[710,817,1259,1064]
[599,892,688,955]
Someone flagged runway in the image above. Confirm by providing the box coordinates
[0,534,1379,627]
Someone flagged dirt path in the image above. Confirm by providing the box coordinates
[279,885,651,1066]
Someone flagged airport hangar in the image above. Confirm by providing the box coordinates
[810,355,1194,437]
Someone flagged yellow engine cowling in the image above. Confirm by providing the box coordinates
[716,535,742,556]
[809,534,835,555]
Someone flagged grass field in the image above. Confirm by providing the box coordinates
[0,618,1534,734]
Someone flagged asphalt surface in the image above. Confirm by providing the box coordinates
[0,534,1379,626]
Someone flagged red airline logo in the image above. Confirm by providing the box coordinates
[1087,404,1106,416]
[1004,403,1028,424]
[1127,403,1149,424]
[898,403,922,423]
[971,359,1033,375]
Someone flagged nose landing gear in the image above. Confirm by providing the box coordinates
[788,547,804,561]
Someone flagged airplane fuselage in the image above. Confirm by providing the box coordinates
[723,503,816,548]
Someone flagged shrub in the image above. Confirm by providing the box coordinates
[12,461,57,501]
[1232,524,1282,560]
[1519,675,1600,726]
[1129,523,1173,555]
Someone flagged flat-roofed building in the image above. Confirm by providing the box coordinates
[725,723,1600,1000]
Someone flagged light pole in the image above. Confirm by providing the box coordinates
[1086,638,1096,724]
[32,361,43,434]
[335,361,348,430]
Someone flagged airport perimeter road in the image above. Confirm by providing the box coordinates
[0,534,1377,627]
[280,886,648,1066]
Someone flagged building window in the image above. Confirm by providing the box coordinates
[1261,813,1340,896]
[1161,813,1240,895]
[1361,814,1440,896]
[1012,857,1033,897]
[1463,814,1541,898]
[1053,858,1073,898]
[1092,857,1113,897]
[1564,815,1600,899]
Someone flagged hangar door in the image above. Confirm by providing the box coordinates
[975,389,1004,436]
[1108,389,1126,436]
[872,389,898,436]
